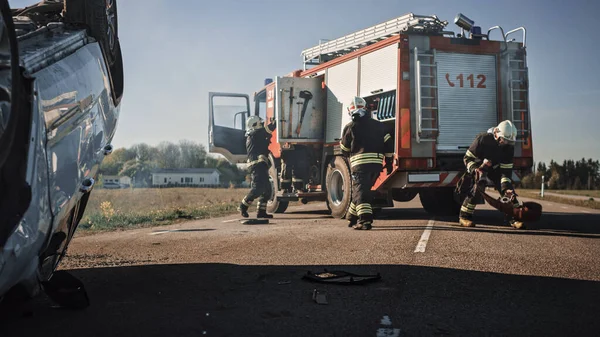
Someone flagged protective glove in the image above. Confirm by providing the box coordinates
[384,158,393,175]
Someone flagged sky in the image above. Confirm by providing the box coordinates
[8,0,600,165]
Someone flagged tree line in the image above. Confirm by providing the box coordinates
[99,140,247,187]
[520,158,600,190]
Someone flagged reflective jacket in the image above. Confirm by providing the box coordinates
[464,132,515,192]
[340,111,393,170]
[246,122,276,168]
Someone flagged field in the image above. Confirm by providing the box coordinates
[80,187,249,232]
[517,189,599,210]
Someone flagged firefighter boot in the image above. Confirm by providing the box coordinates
[238,203,249,218]
[504,214,525,229]
[458,217,475,227]
[347,214,358,228]
[256,210,273,219]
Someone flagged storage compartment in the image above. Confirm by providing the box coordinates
[359,43,398,97]
[274,76,325,143]
[325,59,358,143]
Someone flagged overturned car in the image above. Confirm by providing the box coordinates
[0,0,123,307]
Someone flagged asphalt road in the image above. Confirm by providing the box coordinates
[1,196,599,337]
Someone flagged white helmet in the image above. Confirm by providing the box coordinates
[246,115,263,131]
[347,96,367,111]
[494,120,517,144]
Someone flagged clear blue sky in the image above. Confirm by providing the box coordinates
[9,0,600,165]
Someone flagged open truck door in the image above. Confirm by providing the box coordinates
[208,92,251,163]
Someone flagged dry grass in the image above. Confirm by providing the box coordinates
[543,190,600,199]
[80,188,249,232]
[517,190,599,210]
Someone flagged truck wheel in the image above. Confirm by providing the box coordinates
[64,0,119,66]
[325,156,351,219]
[419,187,461,216]
[392,188,418,202]
[266,155,288,214]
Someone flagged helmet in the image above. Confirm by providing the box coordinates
[246,115,263,131]
[347,96,366,111]
[495,120,517,144]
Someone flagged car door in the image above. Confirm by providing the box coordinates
[208,92,251,163]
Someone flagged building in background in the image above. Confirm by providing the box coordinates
[102,175,132,189]
[151,168,221,187]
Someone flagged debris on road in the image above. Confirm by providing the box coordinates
[303,269,382,285]
[312,289,328,305]
[240,219,269,225]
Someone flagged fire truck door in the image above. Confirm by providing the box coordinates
[208,92,251,163]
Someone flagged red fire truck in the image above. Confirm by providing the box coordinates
[209,13,533,218]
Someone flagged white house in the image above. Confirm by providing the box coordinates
[102,175,131,188]
[151,168,221,187]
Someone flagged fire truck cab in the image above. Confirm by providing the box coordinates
[209,13,533,217]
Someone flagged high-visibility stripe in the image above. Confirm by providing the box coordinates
[340,143,350,152]
[466,203,476,209]
[348,202,357,216]
[460,206,474,214]
[247,154,269,167]
[384,153,394,158]
[242,198,252,207]
[281,179,292,182]
[501,177,512,184]
[265,126,273,134]
[465,150,478,159]
[356,203,372,210]
[350,153,384,167]
[384,134,392,142]
[467,161,478,172]
[500,163,513,169]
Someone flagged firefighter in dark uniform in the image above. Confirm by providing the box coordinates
[238,116,277,219]
[340,97,394,230]
[458,120,524,229]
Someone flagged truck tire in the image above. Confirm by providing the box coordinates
[325,156,352,219]
[392,188,418,202]
[419,187,461,216]
[64,0,119,66]
[266,155,288,214]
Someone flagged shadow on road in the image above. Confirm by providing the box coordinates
[1,263,598,337]
[374,208,600,239]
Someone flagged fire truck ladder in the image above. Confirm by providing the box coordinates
[508,52,530,142]
[301,13,449,69]
[414,47,439,143]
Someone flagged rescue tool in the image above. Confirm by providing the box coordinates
[295,90,313,137]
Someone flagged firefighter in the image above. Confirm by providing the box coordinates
[340,97,394,230]
[458,120,524,229]
[238,116,277,219]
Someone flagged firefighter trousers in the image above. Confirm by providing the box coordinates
[459,169,519,219]
[347,164,381,225]
[241,162,272,213]
[281,146,309,192]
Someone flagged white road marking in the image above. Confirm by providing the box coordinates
[380,316,392,326]
[222,219,239,223]
[414,219,434,253]
[149,231,169,236]
[377,315,400,337]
